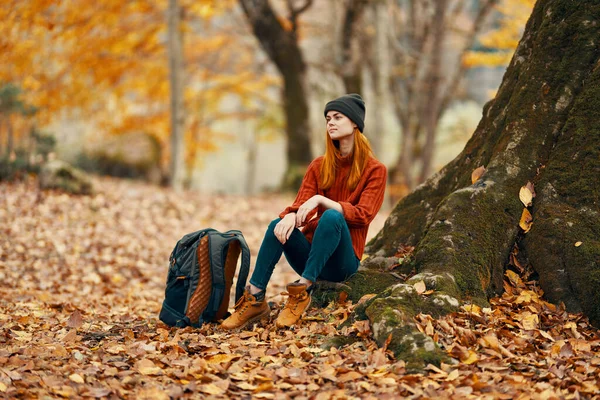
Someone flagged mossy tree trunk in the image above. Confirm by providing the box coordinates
[346,0,600,369]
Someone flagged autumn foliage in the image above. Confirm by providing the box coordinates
[1,177,599,398]
[0,0,277,167]
[464,0,537,68]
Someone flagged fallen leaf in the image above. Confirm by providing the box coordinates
[463,351,479,364]
[519,185,533,207]
[425,320,434,336]
[136,359,162,376]
[471,166,486,184]
[506,270,525,288]
[520,312,539,330]
[462,304,481,315]
[61,329,78,343]
[236,382,257,390]
[338,371,362,382]
[206,354,240,364]
[69,373,85,383]
[352,320,371,338]
[525,181,536,197]
[414,280,426,294]
[446,369,459,381]
[200,384,225,395]
[356,294,377,306]
[575,241,582,247]
[67,310,83,329]
[138,387,170,400]
[519,208,533,232]
[254,382,274,392]
[481,334,499,350]
[559,342,574,358]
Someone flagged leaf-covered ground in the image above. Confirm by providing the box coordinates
[1,177,599,399]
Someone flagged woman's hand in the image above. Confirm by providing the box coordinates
[274,213,297,244]
[296,195,322,227]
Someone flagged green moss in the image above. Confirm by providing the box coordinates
[320,335,361,350]
[522,53,600,327]
[347,271,399,302]
[384,326,450,372]
[310,270,399,308]
[414,184,520,301]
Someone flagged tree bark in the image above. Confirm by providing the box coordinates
[330,0,600,370]
[417,0,446,183]
[6,117,14,160]
[239,0,313,190]
[366,1,390,159]
[340,0,368,94]
[168,0,186,191]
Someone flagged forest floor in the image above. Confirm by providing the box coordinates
[1,176,599,399]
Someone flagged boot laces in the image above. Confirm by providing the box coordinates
[234,293,254,313]
[281,291,307,310]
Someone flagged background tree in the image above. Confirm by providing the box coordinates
[238,0,314,189]
[338,0,369,95]
[167,0,186,190]
[388,0,498,193]
[317,0,600,368]
[0,0,275,186]
[0,84,25,159]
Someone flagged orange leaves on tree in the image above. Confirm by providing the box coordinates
[464,0,536,69]
[2,0,277,169]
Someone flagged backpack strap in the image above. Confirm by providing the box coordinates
[229,231,251,303]
[203,230,252,321]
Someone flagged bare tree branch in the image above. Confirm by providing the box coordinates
[286,0,314,32]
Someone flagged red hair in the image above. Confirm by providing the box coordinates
[320,128,373,190]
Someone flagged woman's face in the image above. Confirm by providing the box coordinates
[326,111,356,140]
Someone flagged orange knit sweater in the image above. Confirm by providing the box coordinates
[279,154,387,259]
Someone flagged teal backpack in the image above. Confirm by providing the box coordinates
[159,228,250,327]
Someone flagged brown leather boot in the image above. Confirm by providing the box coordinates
[220,289,270,330]
[276,282,311,328]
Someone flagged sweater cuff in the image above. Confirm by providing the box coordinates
[279,209,297,219]
[339,201,355,222]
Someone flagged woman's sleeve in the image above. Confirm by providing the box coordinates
[279,159,320,224]
[339,163,387,228]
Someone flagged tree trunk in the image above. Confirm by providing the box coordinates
[0,118,5,157]
[167,0,186,191]
[417,0,447,183]
[6,118,14,160]
[245,128,259,195]
[327,0,600,370]
[340,0,368,94]
[367,1,390,158]
[239,0,313,190]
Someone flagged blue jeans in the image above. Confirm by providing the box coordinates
[249,209,360,290]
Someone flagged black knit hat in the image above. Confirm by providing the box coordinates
[324,93,366,132]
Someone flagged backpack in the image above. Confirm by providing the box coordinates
[159,228,251,328]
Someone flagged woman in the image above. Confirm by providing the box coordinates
[221,93,387,330]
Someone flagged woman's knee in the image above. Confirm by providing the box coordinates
[267,218,281,234]
[320,209,344,225]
